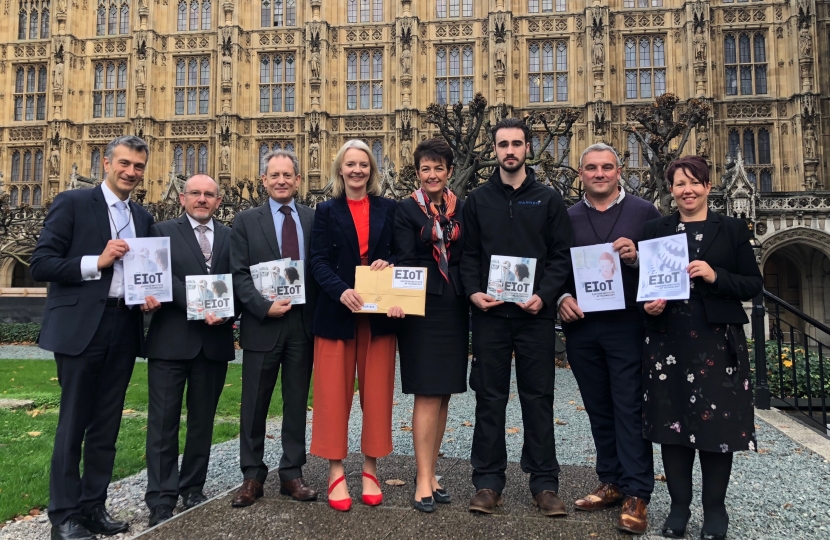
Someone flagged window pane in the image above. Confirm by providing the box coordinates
[557,74,567,101]
[41,7,50,38]
[449,47,459,76]
[360,82,369,109]
[740,66,752,95]
[287,55,296,82]
[261,0,271,27]
[755,66,767,94]
[15,68,24,93]
[29,9,38,39]
[116,91,126,116]
[529,43,539,72]
[450,0,459,17]
[27,68,35,92]
[188,59,197,85]
[108,6,117,35]
[347,83,357,109]
[23,151,32,182]
[625,71,637,99]
[348,0,356,23]
[529,0,539,13]
[529,75,540,102]
[372,82,382,108]
[739,34,751,63]
[556,0,565,11]
[347,52,357,80]
[463,78,473,104]
[274,0,283,26]
[373,0,382,21]
[462,46,473,75]
[285,86,294,111]
[625,39,636,68]
[33,187,42,206]
[274,55,283,82]
[91,149,101,178]
[117,63,127,88]
[437,0,446,18]
[186,146,195,176]
[38,67,47,92]
[463,0,473,17]
[436,80,446,105]
[105,92,114,117]
[198,145,208,174]
[543,74,553,102]
[360,0,369,22]
[190,0,199,30]
[202,0,211,30]
[25,96,34,120]
[199,88,209,114]
[201,58,210,86]
[286,0,296,25]
[273,85,282,111]
[725,67,737,95]
[654,70,666,96]
[373,51,383,79]
[760,171,772,192]
[753,34,766,63]
[639,38,651,67]
[449,79,459,103]
[542,42,553,72]
[94,93,103,117]
[436,48,446,77]
[14,97,23,121]
[19,10,26,40]
[120,5,129,34]
[106,63,115,89]
[176,60,185,86]
[743,130,756,164]
[639,71,651,98]
[653,38,665,66]
[187,88,196,114]
[34,151,43,183]
[724,36,736,64]
[556,42,567,71]
[728,130,740,157]
[174,146,183,173]
[758,129,771,163]
[628,134,640,167]
[22,187,30,206]
[260,86,270,112]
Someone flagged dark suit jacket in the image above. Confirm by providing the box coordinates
[230,201,317,352]
[145,216,236,362]
[309,195,397,341]
[30,185,153,356]
[641,210,763,331]
[393,197,465,297]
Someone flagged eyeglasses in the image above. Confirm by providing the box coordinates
[184,190,218,200]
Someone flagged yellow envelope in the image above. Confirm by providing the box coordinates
[354,266,427,316]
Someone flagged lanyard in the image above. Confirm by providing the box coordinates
[106,204,133,239]
[584,197,625,244]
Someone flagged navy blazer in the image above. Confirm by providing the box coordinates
[641,210,763,331]
[30,185,154,356]
[309,195,398,340]
[145,216,237,362]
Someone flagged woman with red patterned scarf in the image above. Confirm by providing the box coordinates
[394,138,468,513]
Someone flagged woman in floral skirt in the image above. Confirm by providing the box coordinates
[640,156,763,540]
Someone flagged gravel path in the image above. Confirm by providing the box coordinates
[2,357,829,539]
[0,345,244,363]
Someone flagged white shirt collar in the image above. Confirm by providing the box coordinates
[583,186,625,210]
[186,213,214,231]
[100,180,130,208]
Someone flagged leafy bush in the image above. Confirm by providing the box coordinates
[0,323,41,344]
[752,340,830,399]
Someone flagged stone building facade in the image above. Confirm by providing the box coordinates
[0,0,829,335]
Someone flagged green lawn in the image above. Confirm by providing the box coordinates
[0,359,298,522]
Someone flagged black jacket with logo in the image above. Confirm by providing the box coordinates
[460,167,573,319]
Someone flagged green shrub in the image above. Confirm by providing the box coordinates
[0,323,41,344]
[750,340,830,399]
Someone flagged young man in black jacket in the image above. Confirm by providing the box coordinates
[460,118,573,516]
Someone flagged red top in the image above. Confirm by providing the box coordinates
[347,196,370,262]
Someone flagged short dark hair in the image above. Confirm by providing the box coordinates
[413,138,454,170]
[666,155,710,187]
[105,135,150,160]
[490,118,531,145]
[284,266,300,283]
[515,263,529,280]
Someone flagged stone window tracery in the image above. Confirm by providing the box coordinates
[436,45,474,105]
[18,0,50,40]
[179,1,211,31]
[260,53,296,113]
[528,0,565,13]
[725,32,767,96]
[258,141,296,174]
[174,143,210,177]
[623,0,662,7]
[175,57,211,115]
[728,127,772,191]
[529,41,568,103]
[624,36,666,100]
[347,49,383,110]
[261,0,296,27]
[93,61,128,118]
[96,0,129,36]
[437,0,472,18]
[14,65,47,122]
[9,149,44,207]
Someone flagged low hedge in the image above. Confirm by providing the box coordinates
[0,322,41,343]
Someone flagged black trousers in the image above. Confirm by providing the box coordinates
[48,306,139,526]
[469,314,560,496]
[144,351,228,509]
[240,308,312,484]
[565,315,655,500]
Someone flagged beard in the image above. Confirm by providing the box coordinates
[497,154,526,173]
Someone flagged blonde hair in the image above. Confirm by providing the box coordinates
[329,139,381,198]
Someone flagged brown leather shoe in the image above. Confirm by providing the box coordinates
[617,496,648,535]
[532,490,568,517]
[231,479,264,507]
[574,482,624,511]
[279,477,318,501]
[468,488,503,514]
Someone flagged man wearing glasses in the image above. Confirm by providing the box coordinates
[143,174,236,526]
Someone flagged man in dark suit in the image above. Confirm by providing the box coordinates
[30,136,160,540]
[143,174,236,527]
[230,149,318,506]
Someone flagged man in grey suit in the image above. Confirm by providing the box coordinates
[230,149,319,506]
[143,174,236,526]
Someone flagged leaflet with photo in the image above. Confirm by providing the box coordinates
[252,258,306,305]
[185,274,234,320]
[486,255,536,304]
[636,234,691,302]
[570,243,626,313]
[123,237,173,305]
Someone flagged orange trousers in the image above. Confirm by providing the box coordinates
[310,315,397,460]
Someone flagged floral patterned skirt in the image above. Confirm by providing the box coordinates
[642,298,757,453]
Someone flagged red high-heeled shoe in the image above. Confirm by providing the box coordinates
[361,472,383,506]
[327,475,352,512]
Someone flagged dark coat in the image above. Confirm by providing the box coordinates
[145,216,236,362]
[230,201,317,351]
[309,195,398,340]
[30,185,153,356]
[640,210,763,330]
[393,196,465,297]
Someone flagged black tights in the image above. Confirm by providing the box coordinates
[661,444,733,536]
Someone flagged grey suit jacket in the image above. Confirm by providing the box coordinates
[145,216,236,362]
[230,200,318,351]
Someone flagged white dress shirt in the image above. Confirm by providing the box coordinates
[79,182,137,298]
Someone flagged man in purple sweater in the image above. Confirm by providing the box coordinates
[558,144,661,535]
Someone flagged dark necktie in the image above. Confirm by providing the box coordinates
[279,206,300,261]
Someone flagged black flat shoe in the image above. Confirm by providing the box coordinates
[701,532,727,540]
[414,496,436,513]
[148,504,174,527]
[77,506,128,536]
[50,517,95,540]
[433,488,451,504]
[182,491,208,510]
[662,526,687,538]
